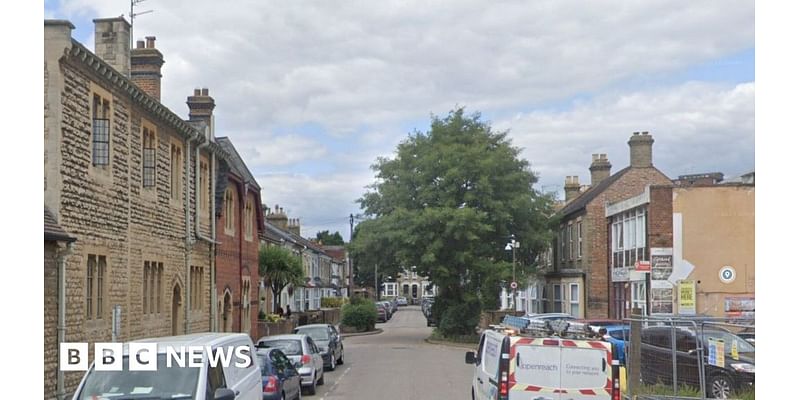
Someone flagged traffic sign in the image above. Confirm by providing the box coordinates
[635,260,651,272]
[719,266,736,284]
[510,281,518,290]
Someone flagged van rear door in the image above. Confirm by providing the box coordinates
[508,338,612,400]
[558,340,612,400]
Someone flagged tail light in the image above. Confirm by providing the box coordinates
[499,371,509,397]
[613,377,620,400]
[498,339,510,400]
[301,354,312,365]
[263,376,278,393]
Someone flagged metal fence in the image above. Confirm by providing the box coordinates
[622,314,755,400]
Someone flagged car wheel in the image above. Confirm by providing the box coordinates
[281,392,286,400]
[318,370,325,385]
[306,372,317,395]
[330,358,336,371]
[337,353,344,365]
[708,374,734,399]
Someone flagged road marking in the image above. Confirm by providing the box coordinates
[320,366,352,399]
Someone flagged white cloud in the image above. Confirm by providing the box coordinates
[235,134,328,167]
[496,81,755,195]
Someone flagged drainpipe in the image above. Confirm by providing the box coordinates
[210,151,218,331]
[193,131,218,332]
[239,183,249,332]
[185,134,198,334]
[56,241,75,400]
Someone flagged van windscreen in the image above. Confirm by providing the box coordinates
[77,354,199,400]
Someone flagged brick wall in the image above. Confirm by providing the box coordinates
[648,185,674,249]
[565,167,673,318]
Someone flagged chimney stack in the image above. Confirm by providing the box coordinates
[187,87,216,128]
[93,16,131,77]
[266,204,289,229]
[564,176,581,202]
[288,218,301,236]
[130,35,165,100]
[589,153,612,186]
[628,131,655,168]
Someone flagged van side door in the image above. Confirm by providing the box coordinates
[479,333,503,400]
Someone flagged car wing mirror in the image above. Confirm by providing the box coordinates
[214,388,236,400]
[465,351,476,364]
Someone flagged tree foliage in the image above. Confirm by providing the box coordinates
[259,245,305,311]
[314,230,345,245]
[351,108,554,334]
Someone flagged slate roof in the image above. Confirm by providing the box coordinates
[216,137,260,190]
[45,207,75,243]
[558,167,631,218]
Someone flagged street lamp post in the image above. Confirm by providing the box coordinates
[505,235,520,311]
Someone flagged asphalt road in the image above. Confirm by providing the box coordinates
[304,305,474,400]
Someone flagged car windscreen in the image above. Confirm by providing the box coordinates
[77,354,199,400]
[296,327,329,342]
[608,329,629,341]
[259,339,303,356]
[700,330,756,354]
[256,352,274,376]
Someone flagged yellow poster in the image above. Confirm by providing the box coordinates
[732,338,739,360]
[679,280,696,315]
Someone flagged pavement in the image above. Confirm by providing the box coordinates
[303,305,474,400]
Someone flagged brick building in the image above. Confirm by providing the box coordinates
[214,134,264,340]
[44,17,225,398]
[545,132,672,318]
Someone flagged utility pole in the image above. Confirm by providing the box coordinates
[374,264,378,300]
[349,214,354,297]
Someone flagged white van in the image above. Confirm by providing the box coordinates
[465,318,620,400]
[72,333,261,400]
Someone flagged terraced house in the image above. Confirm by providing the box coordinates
[44,17,227,398]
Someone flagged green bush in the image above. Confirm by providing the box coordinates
[348,296,370,306]
[258,310,267,320]
[321,297,346,308]
[341,302,377,332]
[437,296,481,337]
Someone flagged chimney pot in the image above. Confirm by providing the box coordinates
[564,175,581,202]
[202,88,209,96]
[145,36,155,48]
[590,152,612,186]
[628,131,655,168]
[136,40,145,49]
[194,88,201,96]
[130,33,164,100]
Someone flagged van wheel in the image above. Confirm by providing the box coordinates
[708,374,733,399]
[472,388,476,400]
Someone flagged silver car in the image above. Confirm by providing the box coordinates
[257,333,325,395]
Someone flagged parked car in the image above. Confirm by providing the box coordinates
[579,318,624,330]
[397,296,409,306]
[255,348,302,400]
[72,333,261,400]
[257,334,325,395]
[381,300,395,317]
[640,325,755,399]
[375,303,389,323]
[293,323,344,371]
[375,301,391,321]
[600,324,630,364]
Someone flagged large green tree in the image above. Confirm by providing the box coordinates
[314,230,345,245]
[351,108,554,334]
[259,245,305,312]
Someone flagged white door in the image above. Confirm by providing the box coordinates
[477,334,502,400]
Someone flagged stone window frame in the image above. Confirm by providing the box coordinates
[611,207,648,270]
[191,266,204,311]
[576,219,583,259]
[141,119,158,191]
[169,139,184,205]
[567,222,574,261]
[85,251,108,325]
[241,276,251,333]
[199,155,210,214]
[224,187,236,236]
[244,197,254,242]
[88,83,113,182]
[552,283,563,313]
[143,260,164,317]
[569,283,580,317]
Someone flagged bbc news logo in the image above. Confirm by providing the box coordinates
[59,343,253,371]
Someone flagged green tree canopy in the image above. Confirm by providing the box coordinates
[351,108,554,333]
[314,230,345,245]
[259,245,305,312]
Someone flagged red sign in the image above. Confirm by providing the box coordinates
[635,261,651,272]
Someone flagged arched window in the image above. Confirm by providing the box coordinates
[224,188,235,235]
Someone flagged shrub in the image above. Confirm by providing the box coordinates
[258,310,267,320]
[321,297,346,308]
[348,296,370,306]
[437,297,481,337]
[341,302,377,332]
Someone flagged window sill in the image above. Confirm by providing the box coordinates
[90,166,114,187]
[224,228,235,237]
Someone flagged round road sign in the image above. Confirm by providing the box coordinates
[510,281,518,290]
[719,266,736,284]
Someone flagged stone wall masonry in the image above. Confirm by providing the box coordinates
[45,57,215,398]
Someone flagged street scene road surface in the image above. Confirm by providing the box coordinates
[304,306,473,400]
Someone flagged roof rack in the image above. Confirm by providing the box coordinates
[496,315,602,340]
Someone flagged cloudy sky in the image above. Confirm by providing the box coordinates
[44,0,754,240]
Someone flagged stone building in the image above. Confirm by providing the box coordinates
[214,134,264,340]
[382,267,438,304]
[44,17,226,397]
[44,207,76,400]
[544,132,672,318]
[322,245,351,298]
